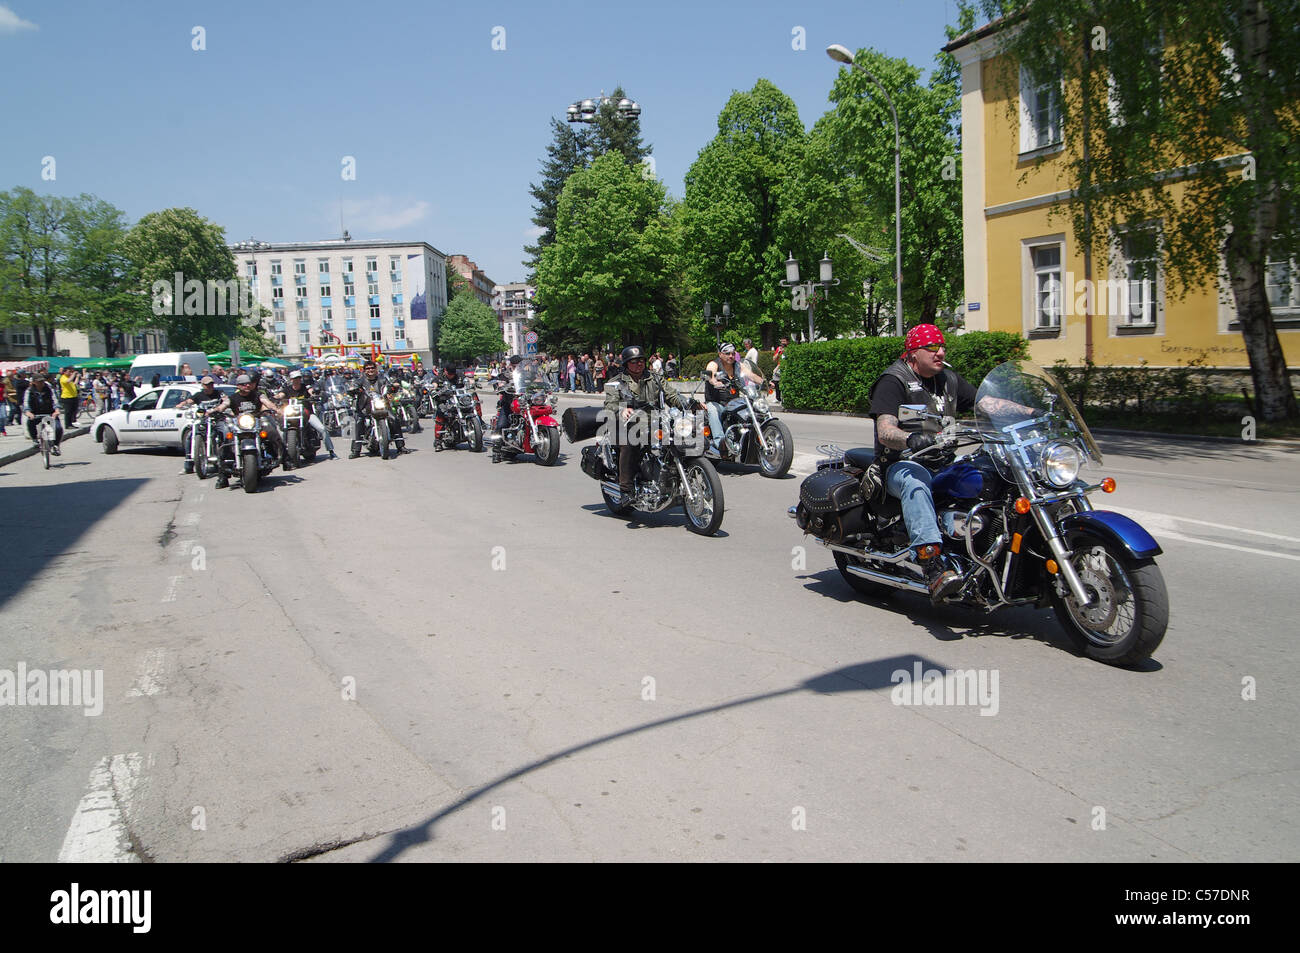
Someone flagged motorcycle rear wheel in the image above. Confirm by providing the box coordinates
[681,457,724,536]
[1052,531,1168,666]
[602,483,632,516]
[833,551,895,599]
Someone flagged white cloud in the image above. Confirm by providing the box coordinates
[0,5,38,33]
[523,225,546,239]
[337,197,431,233]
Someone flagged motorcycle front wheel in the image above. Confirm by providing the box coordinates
[285,429,300,467]
[376,418,391,459]
[470,417,484,452]
[1052,531,1169,666]
[758,419,794,478]
[195,437,210,480]
[533,424,560,466]
[680,457,724,536]
[241,451,259,493]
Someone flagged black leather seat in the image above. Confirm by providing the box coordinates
[844,447,876,469]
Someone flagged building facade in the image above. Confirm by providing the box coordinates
[945,24,1297,369]
[231,238,448,361]
[1,326,168,362]
[493,282,535,356]
[446,255,497,310]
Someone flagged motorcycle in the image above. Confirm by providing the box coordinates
[392,379,422,433]
[281,397,320,467]
[354,388,398,459]
[188,399,225,479]
[217,409,280,493]
[320,375,352,437]
[433,384,486,452]
[700,371,794,478]
[568,383,725,536]
[487,372,560,466]
[790,360,1168,665]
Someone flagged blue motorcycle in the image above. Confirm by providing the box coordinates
[792,360,1168,666]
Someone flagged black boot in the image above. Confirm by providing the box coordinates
[919,545,962,604]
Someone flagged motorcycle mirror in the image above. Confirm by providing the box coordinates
[897,404,928,422]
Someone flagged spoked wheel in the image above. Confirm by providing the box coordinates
[41,434,51,469]
[533,425,560,466]
[758,420,794,478]
[833,551,895,599]
[602,483,632,516]
[1052,532,1168,666]
[376,419,391,459]
[680,457,725,536]
[195,438,210,480]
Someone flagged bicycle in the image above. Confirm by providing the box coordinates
[32,414,58,469]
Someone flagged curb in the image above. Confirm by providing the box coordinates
[0,425,91,468]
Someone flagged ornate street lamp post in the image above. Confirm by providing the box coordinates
[780,253,839,342]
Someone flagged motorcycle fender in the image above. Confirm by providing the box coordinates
[1060,510,1162,560]
[533,414,558,428]
[239,438,259,453]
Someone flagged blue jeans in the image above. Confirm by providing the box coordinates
[705,402,725,452]
[885,460,942,551]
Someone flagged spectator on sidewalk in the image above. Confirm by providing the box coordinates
[58,367,80,429]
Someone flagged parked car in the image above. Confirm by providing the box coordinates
[93,383,236,454]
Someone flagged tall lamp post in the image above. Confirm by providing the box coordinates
[566,94,641,124]
[780,253,839,342]
[826,44,903,336]
[703,300,731,347]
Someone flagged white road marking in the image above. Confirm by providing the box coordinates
[126,648,166,698]
[161,575,182,602]
[1148,531,1300,562]
[1110,507,1300,544]
[57,754,146,863]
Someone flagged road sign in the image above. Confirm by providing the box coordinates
[524,330,538,345]
[525,341,538,356]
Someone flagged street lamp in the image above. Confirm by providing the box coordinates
[703,300,730,347]
[827,44,903,336]
[780,253,839,341]
[567,93,641,124]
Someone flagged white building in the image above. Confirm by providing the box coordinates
[492,282,535,356]
[230,237,449,361]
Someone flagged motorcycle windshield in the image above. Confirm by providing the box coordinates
[975,360,1102,467]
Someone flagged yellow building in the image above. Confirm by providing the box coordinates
[944,23,1297,370]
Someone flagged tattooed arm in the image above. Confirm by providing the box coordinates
[874,413,910,451]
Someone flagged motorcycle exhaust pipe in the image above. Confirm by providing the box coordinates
[842,562,931,595]
[485,433,503,446]
[601,481,625,504]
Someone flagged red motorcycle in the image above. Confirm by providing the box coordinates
[487,376,561,466]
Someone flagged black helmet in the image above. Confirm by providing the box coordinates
[509,354,522,365]
[621,345,645,364]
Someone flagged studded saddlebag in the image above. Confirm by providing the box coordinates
[797,468,869,542]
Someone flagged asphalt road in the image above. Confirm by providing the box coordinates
[2,401,1297,862]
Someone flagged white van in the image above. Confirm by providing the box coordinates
[129,352,210,384]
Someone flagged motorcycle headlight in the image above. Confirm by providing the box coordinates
[1041,441,1082,487]
[674,416,695,439]
[372,398,387,411]
[754,398,769,414]
[237,413,256,430]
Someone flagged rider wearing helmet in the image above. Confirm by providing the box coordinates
[603,345,691,501]
[492,354,525,432]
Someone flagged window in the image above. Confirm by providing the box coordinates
[346,307,356,321]
[365,257,377,273]
[318,259,330,274]
[369,304,380,318]
[1120,227,1159,326]
[270,261,282,275]
[1019,67,1062,153]
[320,284,331,298]
[246,262,257,278]
[393,303,404,319]
[1107,31,1164,127]
[130,391,159,411]
[296,297,308,311]
[1266,248,1298,313]
[272,286,284,301]
[297,308,309,321]
[10,330,34,346]
[294,260,306,275]
[322,307,333,324]
[300,332,311,349]
[346,330,359,343]
[278,332,288,347]
[161,389,188,409]
[368,280,379,296]
[319,331,333,344]
[1031,244,1062,330]
[371,329,383,343]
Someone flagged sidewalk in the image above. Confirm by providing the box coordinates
[0,417,93,467]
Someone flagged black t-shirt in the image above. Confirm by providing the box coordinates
[868,367,976,457]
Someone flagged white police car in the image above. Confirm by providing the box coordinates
[94,382,236,454]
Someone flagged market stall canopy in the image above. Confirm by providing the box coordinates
[0,359,48,374]
[207,350,267,364]
[44,357,89,372]
[76,356,135,369]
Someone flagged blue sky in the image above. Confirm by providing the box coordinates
[0,0,964,285]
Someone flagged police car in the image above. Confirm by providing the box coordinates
[93,381,236,454]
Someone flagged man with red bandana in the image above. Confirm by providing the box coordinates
[868,324,978,602]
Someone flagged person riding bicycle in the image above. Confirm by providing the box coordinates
[23,374,64,454]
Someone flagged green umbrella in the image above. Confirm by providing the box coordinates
[207,349,268,364]
[77,356,135,369]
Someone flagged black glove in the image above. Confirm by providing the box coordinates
[688,399,702,413]
[906,432,937,452]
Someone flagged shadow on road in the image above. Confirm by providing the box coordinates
[0,477,149,613]
[579,502,730,537]
[348,653,945,864]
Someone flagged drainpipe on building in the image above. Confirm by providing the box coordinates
[1081,37,1095,364]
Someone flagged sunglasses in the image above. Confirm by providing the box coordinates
[916,343,945,353]
[627,358,645,364]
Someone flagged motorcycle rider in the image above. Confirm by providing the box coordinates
[433,364,463,451]
[210,373,286,487]
[868,324,978,602]
[492,354,525,433]
[702,342,764,457]
[603,345,692,502]
[22,374,63,453]
[175,375,225,473]
[277,369,337,460]
[348,360,406,458]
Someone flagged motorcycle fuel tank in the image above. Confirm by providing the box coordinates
[931,462,984,500]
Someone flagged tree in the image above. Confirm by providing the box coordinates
[121,207,241,352]
[535,151,680,350]
[61,197,152,356]
[680,80,808,347]
[807,49,965,328]
[0,188,76,355]
[584,85,652,168]
[437,289,507,361]
[975,0,1299,420]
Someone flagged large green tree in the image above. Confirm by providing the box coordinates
[680,80,808,348]
[0,188,77,355]
[971,0,1299,420]
[121,207,241,352]
[535,151,680,350]
[523,118,587,281]
[437,289,507,361]
[61,197,152,356]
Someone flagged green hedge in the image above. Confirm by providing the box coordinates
[779,332,1030,412]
